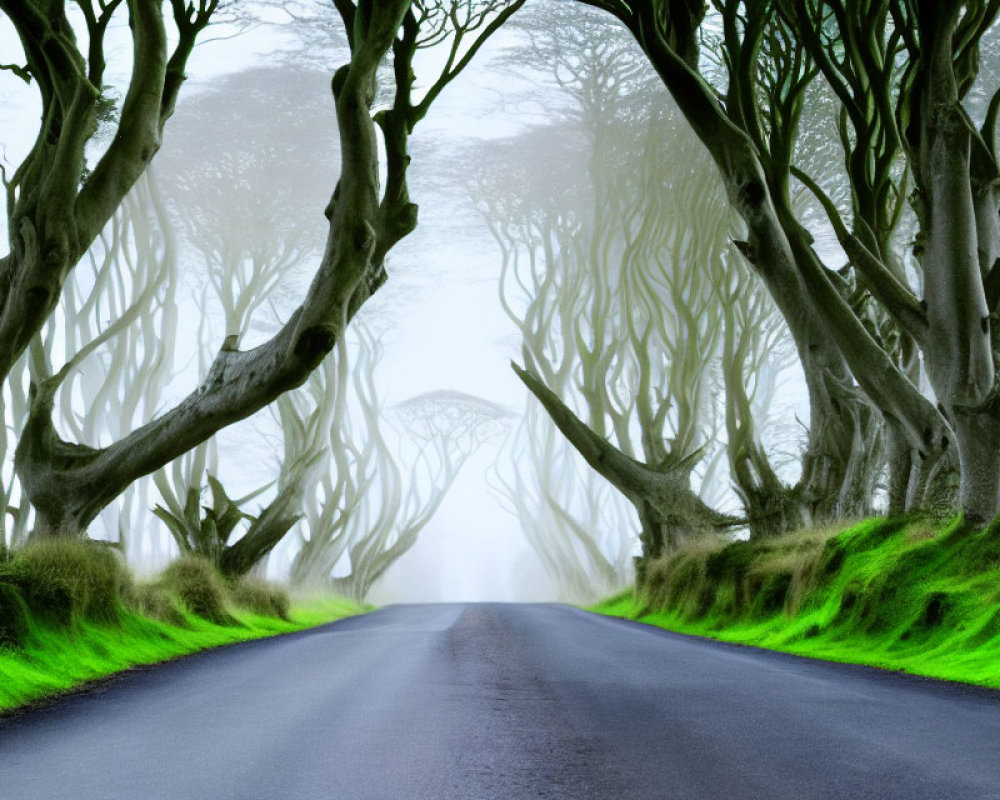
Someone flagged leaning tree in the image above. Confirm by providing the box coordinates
[1,169,178,555]
[474,118,640,600]
[483,10,804,579]
[148,74,325,576]
[0,1,220,385]
[503,121,748,563]
[571,0,953,523]
[143,60,340,575]
[499,18,735,565]
[14,0,525,538]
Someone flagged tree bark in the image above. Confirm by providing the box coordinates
[953,407,1000,523]
[218,485,302,578]
[908,4,1000,522]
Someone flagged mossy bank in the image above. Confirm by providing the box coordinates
[0,539,366,714]
[592,516,1000,688]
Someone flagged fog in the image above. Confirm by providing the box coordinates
[0,1,813,603]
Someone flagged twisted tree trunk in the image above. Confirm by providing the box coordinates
[910,4,1000,523]
[512,364,742,578]
[16,1,525,546]
[218,482,304,578]
[576,0,949,519]
[0,0,215,384]
[16,0,416,538]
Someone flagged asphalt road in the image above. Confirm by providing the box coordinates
[1,603,1000,799]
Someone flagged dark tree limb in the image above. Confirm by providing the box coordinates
[512,361,743,551]
[790,165,928,343]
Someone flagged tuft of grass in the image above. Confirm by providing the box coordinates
[591,515,1000,689]
[157,556,235,625]
[1,539,131,627]
[126,582,188,628]
[227,578,291,620]
[0,544,369,714]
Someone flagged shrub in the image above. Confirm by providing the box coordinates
[158,556,236,625]
[227,578,291,620]
[3,539,130,626]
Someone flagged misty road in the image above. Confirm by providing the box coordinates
[1,604,1000,799]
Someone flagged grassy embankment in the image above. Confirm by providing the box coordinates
[592,515,1000,688]
[0,539,367,713]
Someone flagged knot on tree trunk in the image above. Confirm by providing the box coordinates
[736,178,765,211]
[294,325,337,366]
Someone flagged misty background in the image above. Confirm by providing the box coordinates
[0,1,809,602]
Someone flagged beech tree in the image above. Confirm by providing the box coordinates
[568,0,952,528]
[507,18,734,564]
[715,250,805,536]
[51,171,178,555]
[483,9,803,579]
[152,307,327,577]
[503,126,748,563]
[284,336,361,589]
[779,1,1000,521]
[0,169,178,554]
[147,61,336,575]
[491,402,637,603]
[15,0,524,538]
[152,97,348,577]
[478,120,638,596]
[0,1,219,385]
[331,389,510,601]
[573,1,1000,523]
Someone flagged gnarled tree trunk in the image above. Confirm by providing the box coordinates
[512,364,742,580]
[15,1,525,540]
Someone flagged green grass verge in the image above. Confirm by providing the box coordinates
[0,595,367,715]
[590,516,1000,689]
[0,541,368,714]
